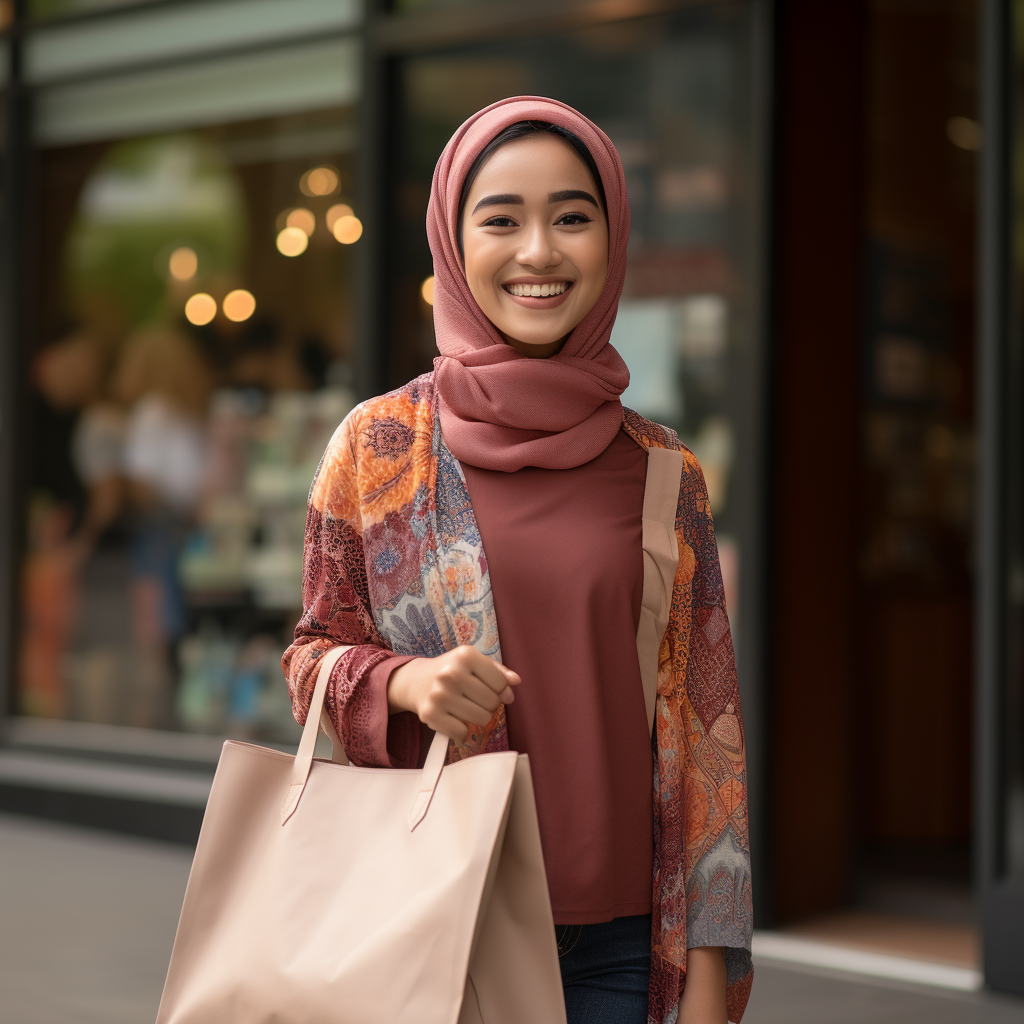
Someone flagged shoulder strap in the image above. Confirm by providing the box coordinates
[636,447,684,735]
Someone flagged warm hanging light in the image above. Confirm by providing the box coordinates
[946,116,982,151]
[333,215,363,245]
[300,166,340,197]
[286,208,316,236]
[276,226,309,257]
[223,289,256,323]
[421,276,435,306]
[168,246,198,281]
[326,203,354,232]
[185,293,217,326]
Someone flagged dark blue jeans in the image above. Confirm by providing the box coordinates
[555,914,651,1024]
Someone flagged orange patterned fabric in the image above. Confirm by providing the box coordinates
[282,373,753,1023]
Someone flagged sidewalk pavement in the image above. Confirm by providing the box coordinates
[2,812,1023,1024]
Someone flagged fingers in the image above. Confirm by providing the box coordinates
[446,697,490,728]
[455,646,521,696]
[426,711,469,744]
[428,678,502,727]
[413,647,523,738]
[458,674,503,713]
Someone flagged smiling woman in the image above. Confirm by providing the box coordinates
[283,97,752,1024]
[460,127,609,358]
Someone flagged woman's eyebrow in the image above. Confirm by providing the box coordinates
[548,189,599,206]
[472,193,524,213]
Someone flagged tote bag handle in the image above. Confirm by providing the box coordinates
[280,646,449,831]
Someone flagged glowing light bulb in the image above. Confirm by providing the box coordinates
[333,215,363,245]
[286,207,316,236]
[276,226,309,257]
[168,246,197,281]
[326,203,354,232]
[185,293,217,326]
[223,289,256,323]
[302,166,339,196]
[421,276,435,306]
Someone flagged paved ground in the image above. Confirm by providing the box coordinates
[1,813,191,1024]
[746,962,1024,1024]
[1,811,1023,1024]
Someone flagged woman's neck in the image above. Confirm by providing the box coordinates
[502,332,569,359]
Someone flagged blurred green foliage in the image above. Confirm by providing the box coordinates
[65,133,246,333]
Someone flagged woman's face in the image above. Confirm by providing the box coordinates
[461,134,609,358]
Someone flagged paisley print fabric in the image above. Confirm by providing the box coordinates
[620,409,754,1022]
[282,374,753,1022]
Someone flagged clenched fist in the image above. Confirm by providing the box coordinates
[386,646,521,743]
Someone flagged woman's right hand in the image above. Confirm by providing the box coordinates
[386,646,520,743]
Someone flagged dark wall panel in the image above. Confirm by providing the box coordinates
[769,0,866,922]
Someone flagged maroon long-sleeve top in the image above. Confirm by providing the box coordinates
[363,429,652,924]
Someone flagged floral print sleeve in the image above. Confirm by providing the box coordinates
[281,410,421,769]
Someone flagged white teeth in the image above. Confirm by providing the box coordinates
[506,281,569,297]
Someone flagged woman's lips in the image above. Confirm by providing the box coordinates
[501,280,574,309]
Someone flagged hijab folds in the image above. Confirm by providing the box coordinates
[428,96,631,472]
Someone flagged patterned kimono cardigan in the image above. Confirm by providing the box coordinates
[282,372,754,1024]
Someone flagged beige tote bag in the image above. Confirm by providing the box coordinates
[155,645,566,1024]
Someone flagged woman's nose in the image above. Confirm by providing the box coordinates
[515,224,560,270]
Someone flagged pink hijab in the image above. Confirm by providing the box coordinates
[428,96,631,472]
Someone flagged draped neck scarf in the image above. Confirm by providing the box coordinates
[427,96,631,472]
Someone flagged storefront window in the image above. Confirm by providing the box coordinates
[390,3,762,652]
[19,88,360,740]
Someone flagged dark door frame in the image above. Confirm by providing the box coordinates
[977,0,1024,996]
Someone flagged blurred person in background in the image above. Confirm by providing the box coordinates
[36,332,126,550]
[113,324,213,727]
[283,98,752,1024]
[19,495,78,719]
[25,331,127,720]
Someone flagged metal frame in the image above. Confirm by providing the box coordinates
[0,0,30,727]
[977,0,1024,995]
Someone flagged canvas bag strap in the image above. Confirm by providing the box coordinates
[637,447,684,735]
[281,645,350,824]
[280,644,450,829]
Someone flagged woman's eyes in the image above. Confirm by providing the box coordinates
[480,212,593,228]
